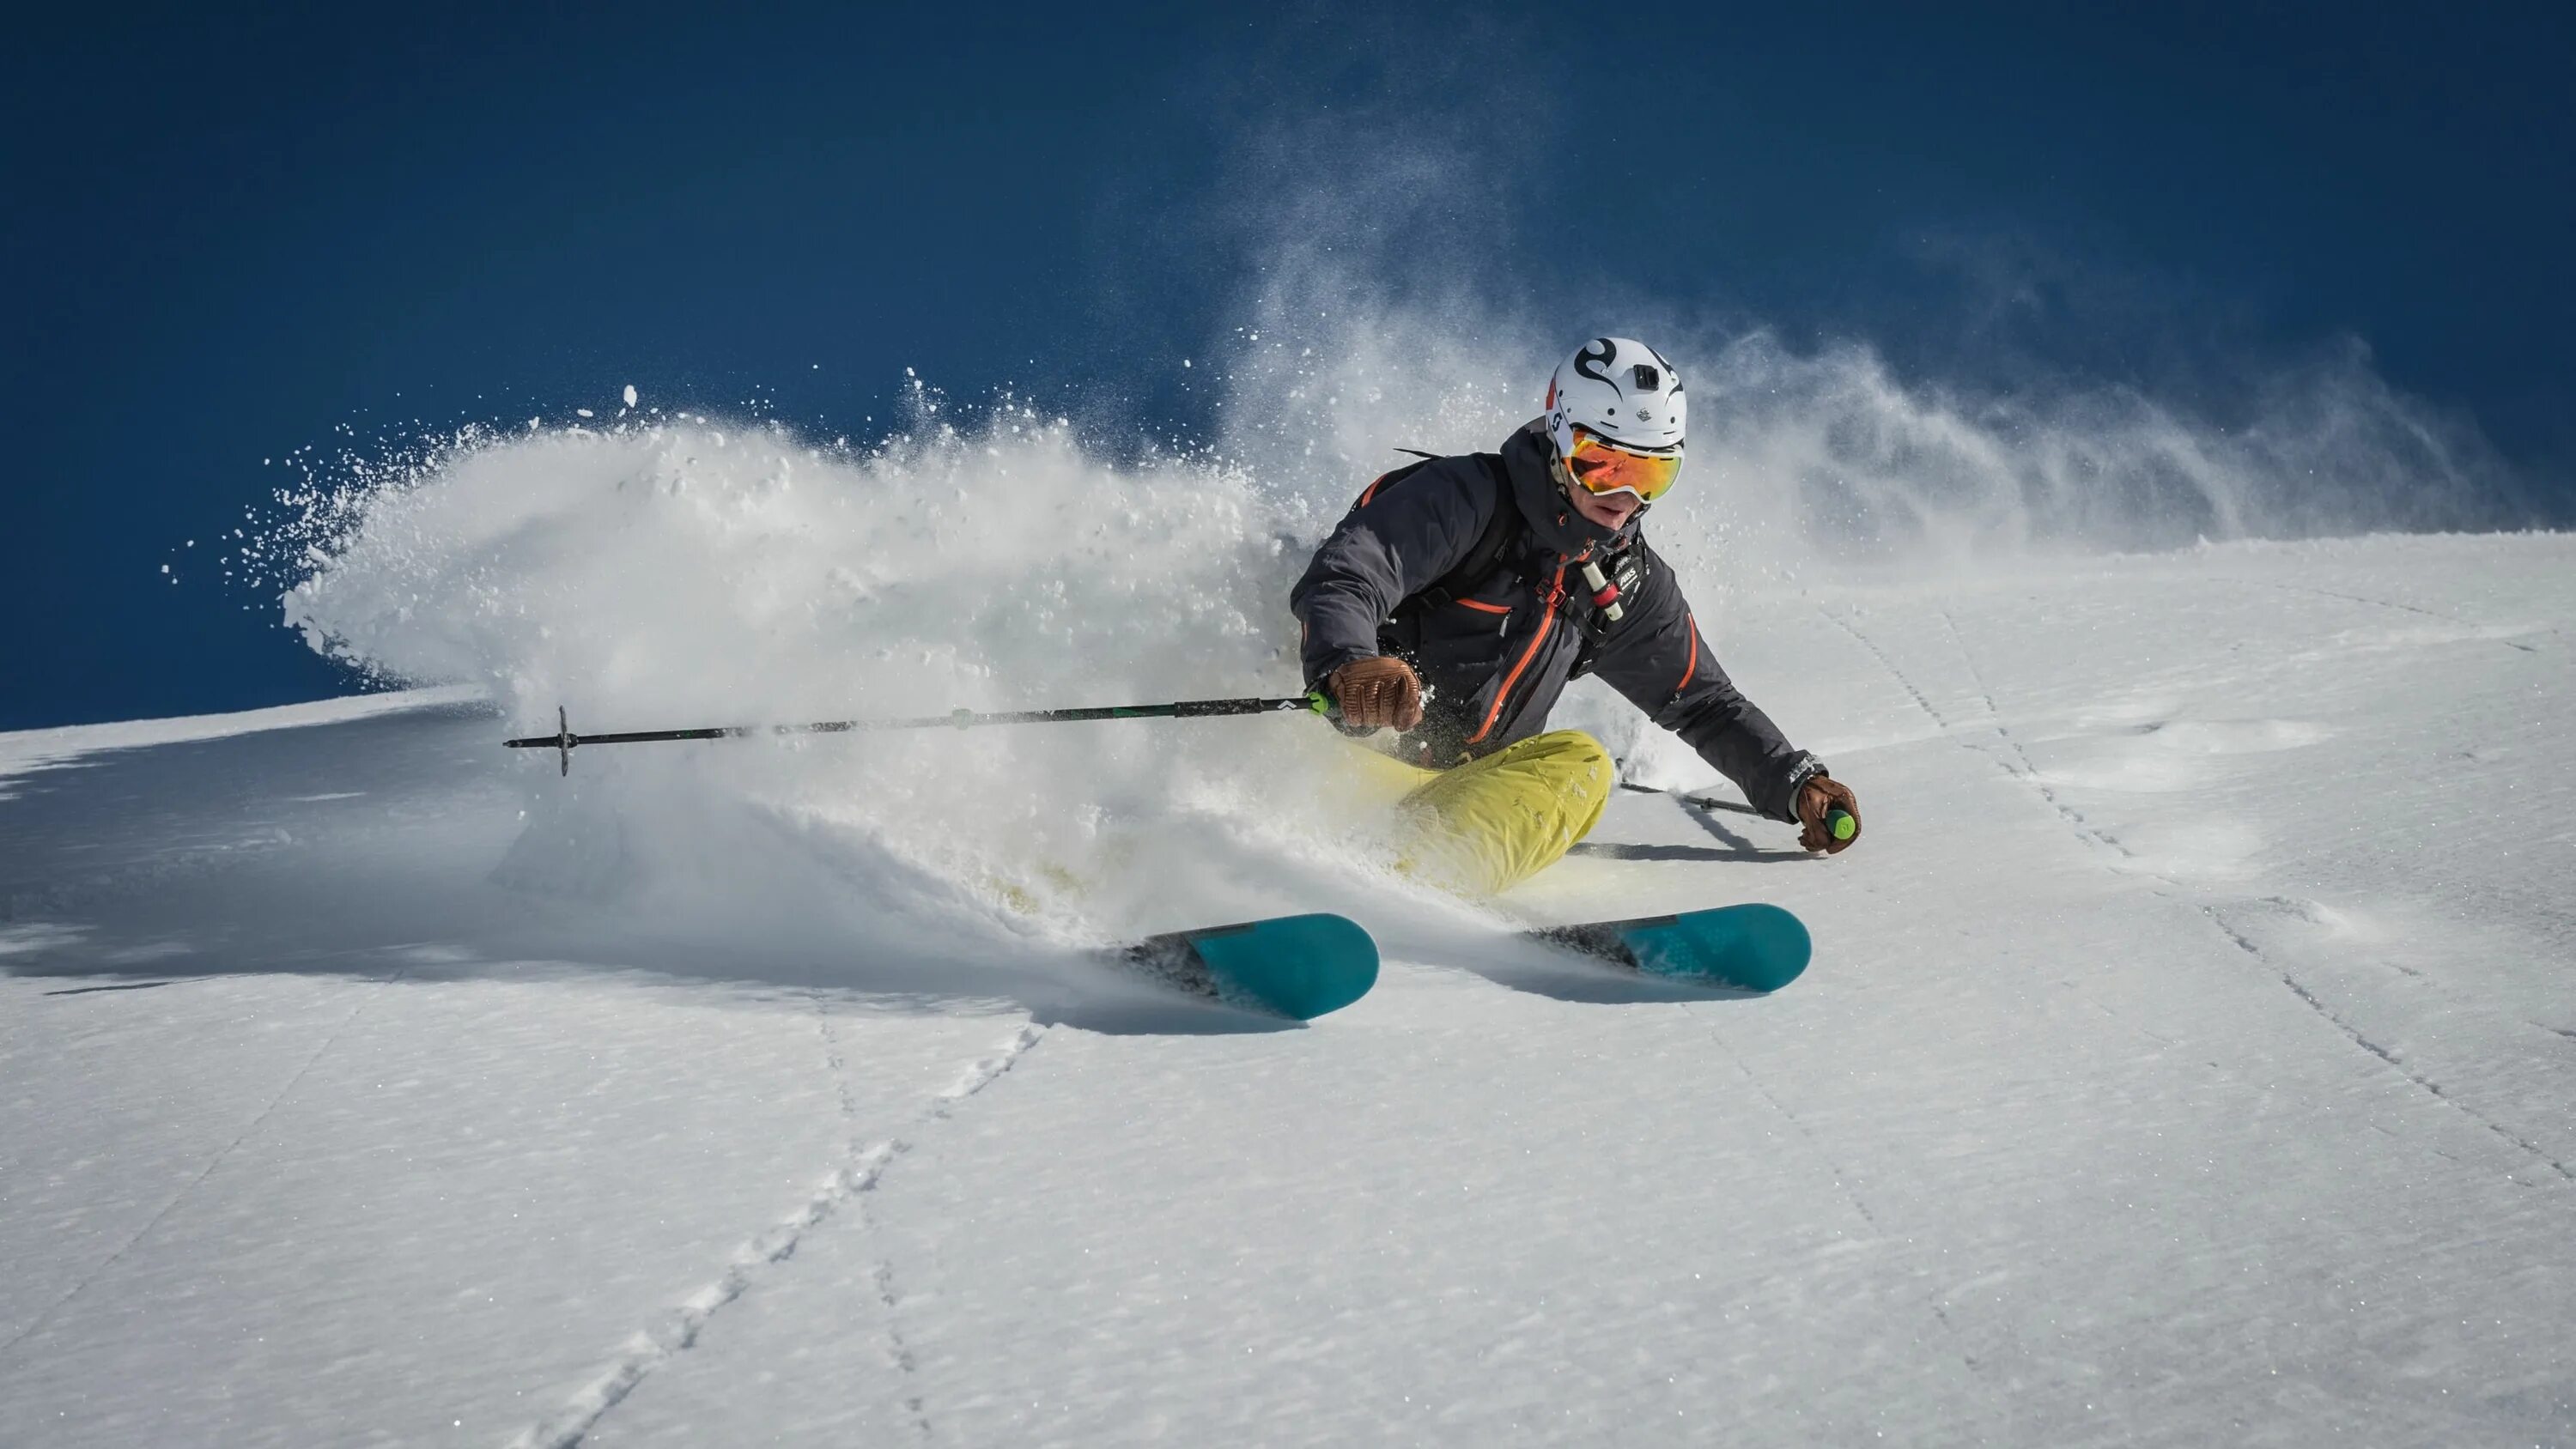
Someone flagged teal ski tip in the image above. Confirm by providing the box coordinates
[1191,912,1379,1019]
[1620,903,1810,992]
[1533,902,1812,993]
[1133,912,1379,1020]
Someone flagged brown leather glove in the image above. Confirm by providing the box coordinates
[1327,656,1425,731]
[1796,774,1862,854]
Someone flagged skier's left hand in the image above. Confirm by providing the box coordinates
[1796,775,1862,854]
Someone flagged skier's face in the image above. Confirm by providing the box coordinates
[1560,470,1643,530]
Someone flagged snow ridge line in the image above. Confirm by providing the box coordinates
[507,1020,1046,1449]
[2218,576,2545,653]
[2202,908,2575,1185]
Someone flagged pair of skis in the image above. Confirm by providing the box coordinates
[505,706,1812,1017]
[1120,902,1810,1021]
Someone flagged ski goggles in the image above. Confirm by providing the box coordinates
[1561,426,1682,501]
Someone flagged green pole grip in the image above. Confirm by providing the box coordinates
[1827,808,1856,842]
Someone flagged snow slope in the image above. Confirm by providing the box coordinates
[3,533,2571,1446]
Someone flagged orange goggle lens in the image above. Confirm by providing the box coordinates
[1563,428,1681,501]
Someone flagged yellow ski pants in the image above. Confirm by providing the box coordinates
[1343,730,1615,896]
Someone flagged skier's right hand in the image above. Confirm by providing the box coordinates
[1327,656,1425,731]
[1796,773,1862,854]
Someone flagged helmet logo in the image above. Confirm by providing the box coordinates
[1573,338,1618,389]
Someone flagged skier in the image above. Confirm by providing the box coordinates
[1291,336,1861,895]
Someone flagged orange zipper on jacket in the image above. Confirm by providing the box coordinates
[1466,552,1581,746]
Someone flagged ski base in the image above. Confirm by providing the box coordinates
[1121,912,1379,1020]
[1532,903,1810,993]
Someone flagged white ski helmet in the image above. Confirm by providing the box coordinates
[1545,336,1686,463]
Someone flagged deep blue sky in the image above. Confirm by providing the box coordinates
[8,3,2571,731]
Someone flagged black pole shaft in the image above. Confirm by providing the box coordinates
[1681,794,1767,819]
[506,694,1327,774]
[1614,779,1766,818]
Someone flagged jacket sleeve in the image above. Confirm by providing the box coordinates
[1586,545,1822,822]
[1288,460,1492,687]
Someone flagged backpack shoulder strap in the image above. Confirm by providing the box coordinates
[1351,454,1437,511]
[1356,449,1525,606]
[1420,453,1523,605]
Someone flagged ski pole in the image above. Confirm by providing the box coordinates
[1691,791,1855,840]
[1618,782,1856,840]
[1617,780,1765,816]
[504,693,1335,775]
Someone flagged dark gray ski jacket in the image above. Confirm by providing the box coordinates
[1290,418,1823,822]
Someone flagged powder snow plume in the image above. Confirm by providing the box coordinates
[270,391,1484,978]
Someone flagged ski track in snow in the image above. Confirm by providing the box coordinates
[1814,608,2211,1068]
[1701,1017,2005,1422]
[1948,592,2575,1188]
[507,1021,1045,1449]
[1868,603,2576,1188]
[2199,907,2576,1186]
[1824,604,2138,866]
[1815,605,1952,732]
[872,1257,931,1439]
[0,968,404,1367]
[807,1001,933,1437]
[1933,608,2142,866]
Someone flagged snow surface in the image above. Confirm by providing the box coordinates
[3,532,2571,1446]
